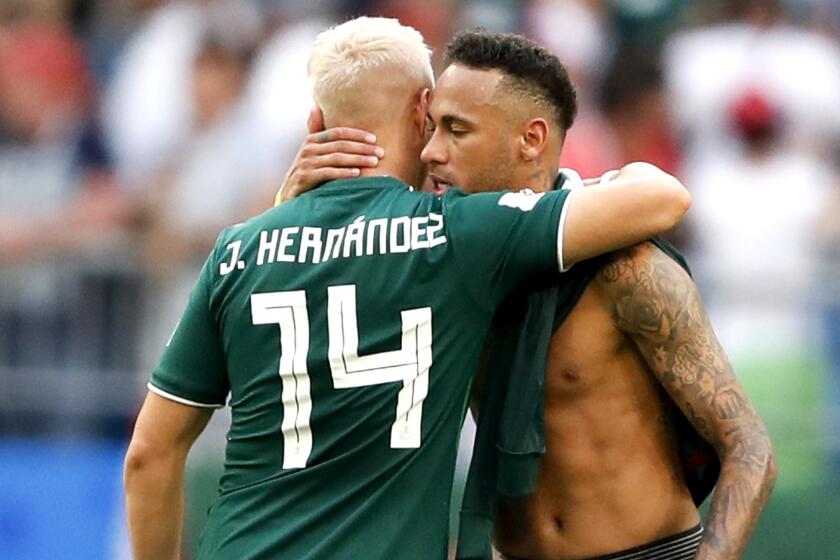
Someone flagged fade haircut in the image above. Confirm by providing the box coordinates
[308,17,434,122]
[445,29,578,131]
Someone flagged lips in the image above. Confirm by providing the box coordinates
[429,173,453,194]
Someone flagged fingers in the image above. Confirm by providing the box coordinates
[308,127,377,145]
[303,167,362,184]
[617,161,667,179]
[299,136,384,173]
[599,170,620,184]
[307,106,325,133]
[304,153,380,170]
[276,125,383,207]
[304,140,384,158]
[310,141,382,157]
[580,171,618,187]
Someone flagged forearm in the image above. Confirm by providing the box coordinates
[125,452,187,560]
[696,428,777,559]
[563,164,691,265]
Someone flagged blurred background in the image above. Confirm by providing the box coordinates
[0,0,838,558]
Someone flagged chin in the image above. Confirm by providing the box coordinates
[472,181,508,194]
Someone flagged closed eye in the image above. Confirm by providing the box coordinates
[441,115,471,137]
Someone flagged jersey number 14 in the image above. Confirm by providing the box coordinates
[251,285,432,469]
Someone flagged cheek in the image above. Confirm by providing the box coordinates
[470,165,510,193]
[452,138,494,177]
[467,142,515,192]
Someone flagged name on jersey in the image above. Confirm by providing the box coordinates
[220,214,447,275]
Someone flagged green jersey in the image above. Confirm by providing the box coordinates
[150,176,572,560]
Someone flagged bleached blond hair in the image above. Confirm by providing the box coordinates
[308,17,434,124]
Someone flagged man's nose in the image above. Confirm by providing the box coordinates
[421,130,446,164]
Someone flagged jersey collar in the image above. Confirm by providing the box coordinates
[315,176,411,193]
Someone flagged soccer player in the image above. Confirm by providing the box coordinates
[279,30,777,560]
[123,17,692,560]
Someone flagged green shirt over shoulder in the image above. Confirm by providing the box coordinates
[150,176,572,560]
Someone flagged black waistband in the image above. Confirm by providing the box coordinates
[503,524,703,560]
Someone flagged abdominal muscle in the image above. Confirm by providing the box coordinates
[493,288,701,560]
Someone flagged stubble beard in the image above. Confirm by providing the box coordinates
[469,150,516,194]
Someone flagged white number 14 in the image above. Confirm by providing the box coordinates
[251,285,432,469]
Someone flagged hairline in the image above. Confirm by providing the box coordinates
[442,62,563,131]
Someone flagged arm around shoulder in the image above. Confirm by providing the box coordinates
[561,163,691,268]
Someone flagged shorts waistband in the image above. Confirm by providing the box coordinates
[503,524,703,560]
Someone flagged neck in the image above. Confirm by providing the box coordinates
[358,128,423,188]
[511,161,560,193]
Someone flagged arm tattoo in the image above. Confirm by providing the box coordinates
[598,243,777,560]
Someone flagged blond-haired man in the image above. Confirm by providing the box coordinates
[124,17,691,560]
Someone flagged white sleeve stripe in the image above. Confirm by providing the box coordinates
[557,187,578,272]
[558,167,583,190]
[147,383,225,409]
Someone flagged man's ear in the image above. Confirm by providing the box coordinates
[414,88,431,136]
[307,106,325,134]
[520,117,549,162]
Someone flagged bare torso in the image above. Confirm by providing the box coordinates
[494,279,700,560]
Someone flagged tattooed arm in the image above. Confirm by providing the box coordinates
[595,241,777,560]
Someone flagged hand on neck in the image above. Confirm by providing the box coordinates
[356,128,425,189]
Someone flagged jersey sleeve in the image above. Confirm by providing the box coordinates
[444,187,575,307]
[148,248,229,408]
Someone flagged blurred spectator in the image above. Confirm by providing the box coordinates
[0,21,133,265]
[610,0,692,47]
[0,15,127,275]
[525,0,622,178]
[103,0,262,188]
[681,86,832,358]
[0,0,68,26]
[665,0,839,360]
[0,13,141,436]
[374,0,459,70]
[241,17,328,192]
[600,44,681,176]
[459,0,519,31]
[102,0,205,188]
[666,0,840,160]
[71,0,165,86]
[525,0,609,91]
[599,43,686,246]
[142,32,264,285]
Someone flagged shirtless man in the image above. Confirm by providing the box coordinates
[278,30,777,560]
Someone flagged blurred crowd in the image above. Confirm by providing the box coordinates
[1,0,839,476]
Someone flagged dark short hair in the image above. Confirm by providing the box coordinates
[445,29,578,131]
